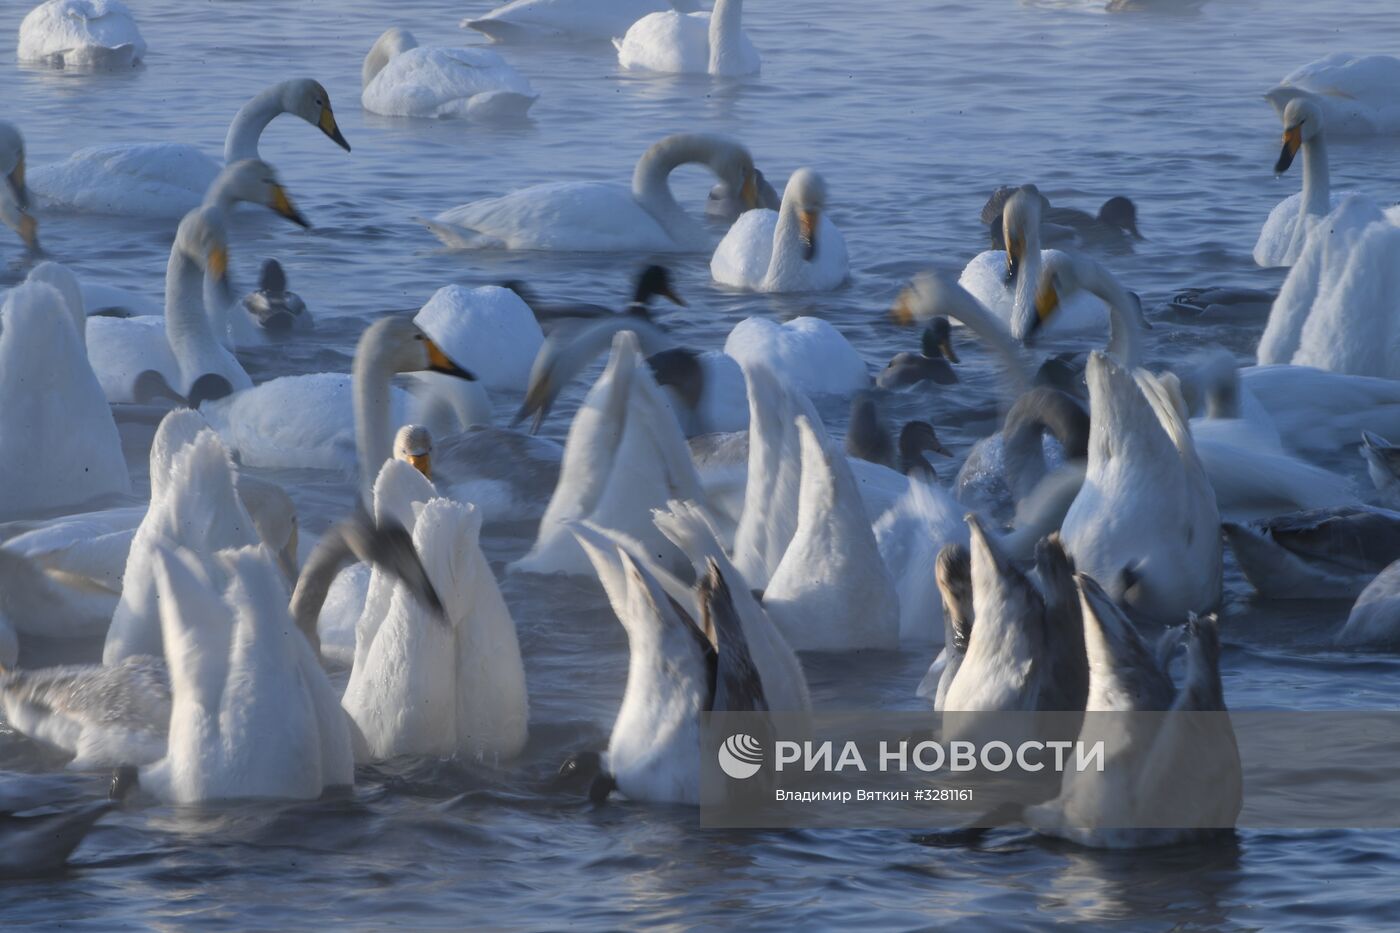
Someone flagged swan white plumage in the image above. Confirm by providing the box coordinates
[139,543,354,803]
[763,416,900,651]
[873,474,967,644]
[465,0,698,43]
[1267,54,1400,137]
[0,122,38,252]
[614,0,758,76]
[421,132,759,251]
[959,187,1109,341]
[1338,559,1400,647]
[412,284,542,391]
[342,480,529,763]
[0,280,131,518]
[1253,96,1342,269]
[711,168,848,293]
[361,28,537,121]
[512,330,704,577]
[723,317,868,397]
[26,79,349,218]
[17,0,145,70]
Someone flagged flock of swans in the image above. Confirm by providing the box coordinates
[4,0,1400,865]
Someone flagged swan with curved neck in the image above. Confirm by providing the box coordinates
[615,0,759,77]
[226,78,350,162]
[1031,252,1147,367]
[711,168,848,293]
[0,122,37,251]
[1254,96,1330,268]
[424,132,759,252]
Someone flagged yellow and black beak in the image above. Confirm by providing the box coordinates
[799,209,819,261]
[424,337,476,381]
[319,107,351,153]
[1275,123,1302,174]
[740,172,759,211]
[512,374,553,434]
[8,157,26,209]
[270,183,311,228]
[17,213,38,252]
[1005,232,1025,283]
[404,451,432,479]
[1029,277,1060,341]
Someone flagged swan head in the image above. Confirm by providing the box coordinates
[1028,252,1087,341]
[393,424,433,479]
[890,272,970,327]
[0,184,37,252]
[282,78,350,153]
[1275,96,1322,174]
[175,208,235,304]
[920,317,958,363]
[1002,188,1043,283]
[935,542,973,654]
[214,160,310,228]
[357,315,476,383]
[785,168,827,261]
[713,146,760,211]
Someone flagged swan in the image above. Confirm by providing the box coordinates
[343,485,529,763]
[242,260,309,332]
[0,122,38,252]
[1059,351,1222,622]
[17,0,144,70]
[960,187,1110,341]
[1025,578,1240,848]
[648,347,749,436]
[614,0,758,76]
[361,28,537,121]
[762,416,900,651]
[921,543,971,705]
[512,330,704,577]
[1253,96,1340,269]
[955,386,1089,516]
[27,79,349,218]
[981,184,1143,252]
[421,132,760,251]
[1338,559,1400,647]
[1223,505,1400,600]
[1362,431,1400,505]
[139,543,354,803]
[1267,54,1400,137]
[875,476,968,645]
[466,0,699,43]
[1239,364,1400,453]
[413,284,542,391]
[723,316,869,396]
[877,318,959,389]
[711,168,848,293]
[0,780,112,877]
[707,168,780,222]
[0,280,131,518]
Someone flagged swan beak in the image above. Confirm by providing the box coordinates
[1275,124,1302,174]
[404,452,432,479]
[424,338,476,380]
[208,245,228,283]
[740,172,759,210]
[270,184,311,228]
[799,209,819,260]
[17,212,37,252]
[513,376,552,434]
[319,107,351,152]
[1004,232,1025,283]
[1030,277,1060,340]
[8,157,26,208]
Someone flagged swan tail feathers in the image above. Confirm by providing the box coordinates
[464,91,539,122]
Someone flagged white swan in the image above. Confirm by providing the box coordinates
[421,132,759,251]
[723,316,869,396]
[343,482,529,763]
[711,168,848,293]
[0,122,38,252]
[412,284,542,391]
[139,543,354,803]
[874,475,968,644]
[1253,96,1341,269]
[763,416,900,651]
[614,0,758,76]
[1223,506,1400,600]
[512,330,705,577]
[17,0,145,70]
[27,79,349,218]
[361,27,537,121]
[959,187,1109,341]
[465,0,698,43]
[1267,54,1400,137]
[1338,559,1400,647]
[0,279,131,518]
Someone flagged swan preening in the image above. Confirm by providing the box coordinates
[1267,54,1400,137]
[0,122,38,252]
[18,0,145,70]
[421,132,760,251]
[615,0,759,77]
[361,28,538,121]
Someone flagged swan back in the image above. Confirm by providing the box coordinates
[362,27,418,88]
[25,261,84,341]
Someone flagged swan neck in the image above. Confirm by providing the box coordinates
[352,333,398,507]
[708,0,745,75]
[164,247,220,371]
[1085,267,1144,368]
[632,137,716,245]
[765,190,806,284]
[1300,134,1330,218]
[945,291,1033,400]
[223,85,284,163]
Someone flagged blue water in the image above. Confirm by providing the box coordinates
[3,0,1400,927]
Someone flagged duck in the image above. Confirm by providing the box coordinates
[361,27,537,121]
[464,0,700,44]
[242,260,309,332]
[0,122,38,252]
[420,132,760,251]
[844,393,951,474]
[0,279,131,519]
[1025,578,1240,848]
[509,264,686,331]
[1163,285,1275,322]
[962,188,1113,342]
[17,0,145,70]
[1362,431,1400,505]
[1253,96,1341,269]
[1266,54,1400,137]
[877,318,959,389]
[955,386,1089,516]
[982,184,1143,253]
[512,330,704,578]
[27,79,349,218]
[711,168,848,293]
[1223,505,1400,600]
[723,316,869,397]
[614,0,758,76]
[342,466,529,763]
[0,774,113,878]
